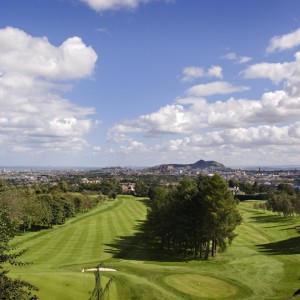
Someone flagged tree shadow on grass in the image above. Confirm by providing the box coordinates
[256,236,300,255]
[104,221,184,262]
[136,198,151,209]
[280,226,300,231]
[250,214,295,226]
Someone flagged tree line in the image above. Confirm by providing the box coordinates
[0,180,101,232]
[0,179,109,299]
[0,177,125,299]
[254,183,300,217]
[75,179,122,198]
[144,174,242,260]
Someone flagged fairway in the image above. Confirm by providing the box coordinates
[10,196,300,300]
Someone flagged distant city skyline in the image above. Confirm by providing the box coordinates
[1,0,300,167]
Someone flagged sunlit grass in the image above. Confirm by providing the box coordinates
[10,197,300,300]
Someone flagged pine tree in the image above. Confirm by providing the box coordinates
[144,175,242,260]
[0,207,38,299]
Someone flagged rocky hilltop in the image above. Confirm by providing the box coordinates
[150,159,228,172]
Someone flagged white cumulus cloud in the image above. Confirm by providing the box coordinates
[181,67,205,82]
[109,92,291,139]
[223,52,252,64]
[207,65,223,78]
[80,0,148,11]
[109,105,188,137]
[243,52,300,98]
[267,27,300,53]
[0,27,97,80]
[108,87,300,163]
[186,81,249,97]
[0,27,99,154]
[106,26,300,167]
[181,65,223,82]
[243,61,292,84]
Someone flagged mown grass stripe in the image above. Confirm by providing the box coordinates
[10,198,300,300]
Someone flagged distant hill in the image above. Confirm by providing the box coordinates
[149,159,228,172]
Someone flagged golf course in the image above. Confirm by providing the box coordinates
[10,195,300,299]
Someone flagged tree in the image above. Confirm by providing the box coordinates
[60,194,76,218]
[148,186,169,209]
[99,179,122,196]
[267,192,295,217]
[58,180,68,193]
[0,188,23,224]
[108,191,117,200]
[135,180,149,197]
[291,194,300,216]
[144,175,242,260]
[239,182,253,194]
[49,194,65,225]
[73,195,83,212]
[252,181,259,194]
[196,174,242,258]
[20,196,43,231]
[36,198,52,228]
[228,179,239,188]
[0,207,38,299]
[0,179,9,192]
[277,183,295,195]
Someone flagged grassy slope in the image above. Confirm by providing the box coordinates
[10,197,300,300]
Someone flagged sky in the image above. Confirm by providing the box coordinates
[1,0,300,168]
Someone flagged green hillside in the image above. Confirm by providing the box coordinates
[10,196,300,300]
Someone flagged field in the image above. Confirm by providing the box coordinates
[10,196,300,300]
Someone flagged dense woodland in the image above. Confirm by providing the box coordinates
[0,177,128,232]
[144,174,242,260]
[0,181,100,232]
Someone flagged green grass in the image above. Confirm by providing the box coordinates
[10,197,300,300]
[164,274,239,298]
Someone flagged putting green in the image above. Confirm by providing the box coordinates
[164,274,238,298]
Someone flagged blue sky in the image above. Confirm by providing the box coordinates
[1,0,300,167]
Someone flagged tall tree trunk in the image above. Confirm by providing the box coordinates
[214,239,217,255]
[211,237,216,257]
[199,243,202,259]
[194,242,199,259]
[160,236,164,249]
[205,240,210,260]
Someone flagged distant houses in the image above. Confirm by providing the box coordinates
[122,183,135,195]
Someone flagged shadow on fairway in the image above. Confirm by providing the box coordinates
[104,222,184,262]
[256,236,300,255]
[280,226,300,231]
[250,214,295,225]
[136,198,151,208]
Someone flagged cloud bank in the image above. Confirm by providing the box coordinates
[0,27,98,155]
[108,28,300,166]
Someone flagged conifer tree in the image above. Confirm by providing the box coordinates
[0,207,38,299]
[144,174,242,259]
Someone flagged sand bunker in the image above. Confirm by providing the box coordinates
[82,268,117,272]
